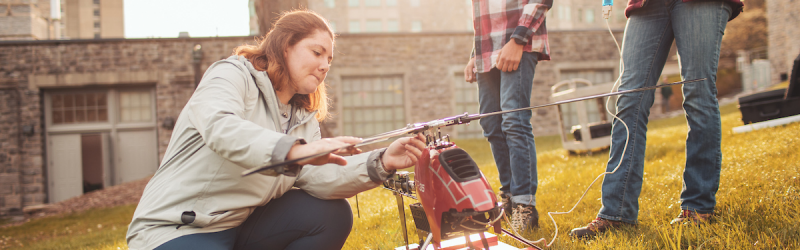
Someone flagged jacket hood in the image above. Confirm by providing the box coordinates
[226,55,317,126]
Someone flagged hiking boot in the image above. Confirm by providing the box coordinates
[498,191,512,218]
[569,217,628,238]
[670,209,713,225]
[510,203,539,232]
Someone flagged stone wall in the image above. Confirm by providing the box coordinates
[0,29,631,213]
[0,37,257,214]
[0,85,44,214]
[767,0,800,84]
[0,1,52,40]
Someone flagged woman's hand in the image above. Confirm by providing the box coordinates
[381,133,427,171]
[287,136,363,166]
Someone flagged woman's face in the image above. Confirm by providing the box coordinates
[285,30,333,95]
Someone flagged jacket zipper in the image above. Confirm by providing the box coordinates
[286,111,319,135]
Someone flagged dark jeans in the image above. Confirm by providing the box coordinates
[154,189,353,250]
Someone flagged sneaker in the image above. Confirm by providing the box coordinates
[569,217,628,238]
[670,209,713,225]
[510,203,539,232]
[498,191,512,218]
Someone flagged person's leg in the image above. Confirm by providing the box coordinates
[154,228,238,250]
[478,68,513,196]
[596,0,675,225]
[234,189,353,250]
[498,52,538,206]
[671,0,730,215]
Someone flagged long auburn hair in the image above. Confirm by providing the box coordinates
[234,10,334,121]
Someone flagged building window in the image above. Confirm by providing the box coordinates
[348,0,359,7]
[249,0,256,16]
[365,19,382,32]
[341,75,405,138]
[453,73,483,139]
[94,9,100,16]
[119,90,153,122]
[94,22,100,28]
[94,33,101,39]
[325,0,336,8]
[559,6,571,21]
[93,0,100,4]
[560,69,614,85]
[410,0,420,7]
[51,92,108,124]
[584,9,595,23]
[364,0,380,7]
[386,0,397,6]
[386,19,399,32]
[411,21,421,32]
[329,21,337,33]
[349,20,361,33]
[576,8,582,22]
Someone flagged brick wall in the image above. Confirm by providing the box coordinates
[0,29,632,213]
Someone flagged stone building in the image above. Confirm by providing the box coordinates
[767,0,800,83]
[0,0,58,40]
[62,0,125,39]
[2,0,700,215]
[0,0,124,41]
[0,28,633,214]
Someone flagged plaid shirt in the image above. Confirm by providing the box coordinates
[471,0,553,73]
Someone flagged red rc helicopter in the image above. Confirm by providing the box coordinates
[243,79,705,249]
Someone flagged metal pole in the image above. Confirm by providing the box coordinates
[395,193,409,250]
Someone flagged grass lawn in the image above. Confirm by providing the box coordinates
[2,102,798,249]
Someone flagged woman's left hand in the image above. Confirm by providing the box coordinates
[381,133,427,171]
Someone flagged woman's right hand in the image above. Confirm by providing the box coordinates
[286,136,363,166]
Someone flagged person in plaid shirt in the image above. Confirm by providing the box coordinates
[463,0,552,232]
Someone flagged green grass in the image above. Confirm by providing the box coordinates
[0,205,134,249]
[2,102,798,249]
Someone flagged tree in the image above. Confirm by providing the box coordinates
[720,0,767,58]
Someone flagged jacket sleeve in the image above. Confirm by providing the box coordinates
[294,124,395,199]
[511,1,550,43]
[185,61,290,169]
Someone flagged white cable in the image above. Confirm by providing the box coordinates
[537,16,631,248]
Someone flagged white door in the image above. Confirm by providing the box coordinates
[48,134,83,203]
[115,129,159,184]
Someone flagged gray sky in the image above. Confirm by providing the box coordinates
[124,0,250,38]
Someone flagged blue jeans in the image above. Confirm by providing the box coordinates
[477,52,539,206]
[154,190,353,250]
[597,0,730,224]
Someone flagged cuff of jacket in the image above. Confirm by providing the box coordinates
[271,135,307,164]
[510,26,531,44]
[367,149,394,183]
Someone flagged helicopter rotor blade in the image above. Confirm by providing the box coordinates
[464,78,705,122]
[241,78,705,177]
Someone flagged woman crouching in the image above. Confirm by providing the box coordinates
[126,10,426,250]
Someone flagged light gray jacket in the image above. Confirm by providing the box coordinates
[126,55,392,250]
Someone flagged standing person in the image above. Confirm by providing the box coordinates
[660,75,673,112]
[126,10,427,250]
[569,0,743,238]
[463,0,552,232]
